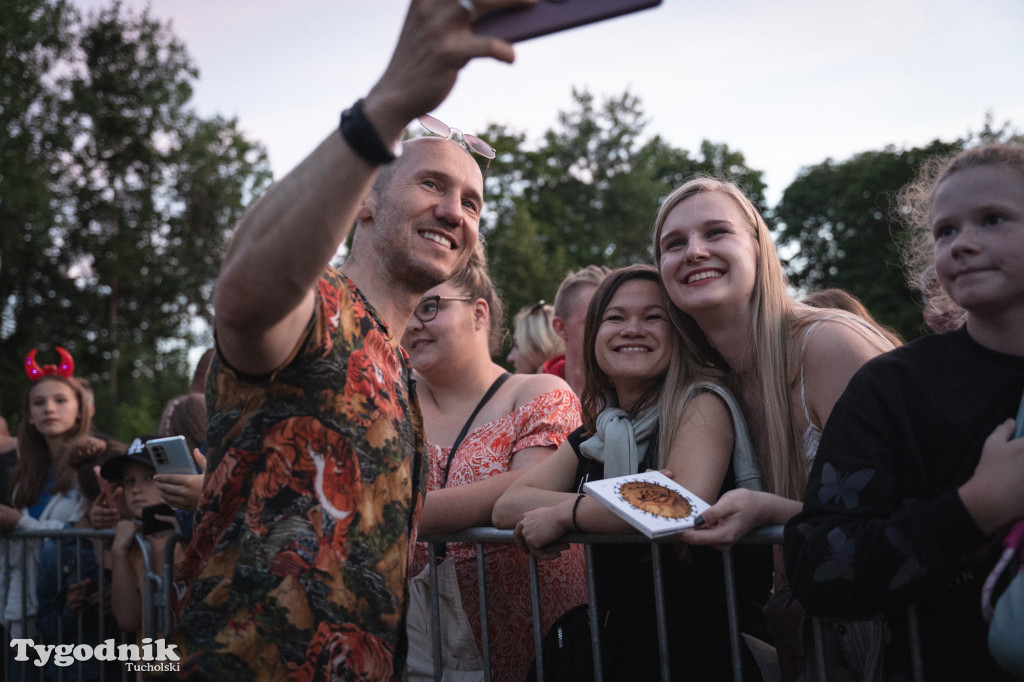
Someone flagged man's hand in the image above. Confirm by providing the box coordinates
[363,0,535,142]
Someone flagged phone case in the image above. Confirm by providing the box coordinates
[142,503,176,534]
[145,436,198,475]
[472,0,662,43]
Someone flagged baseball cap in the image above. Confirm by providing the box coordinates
[100,434,158,482]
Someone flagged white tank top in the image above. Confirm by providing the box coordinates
[798,314,895,470]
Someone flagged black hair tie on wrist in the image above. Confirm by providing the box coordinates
[572,493,586,533]
[339,98,397,166]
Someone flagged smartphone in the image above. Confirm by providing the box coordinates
[145,436,198,475]
[472,0,662,43]
[141,503,175,535]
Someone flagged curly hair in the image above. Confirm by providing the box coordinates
[895,143,1024,332]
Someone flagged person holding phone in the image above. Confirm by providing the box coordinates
[167,1,535,678]
[100,435,180,639]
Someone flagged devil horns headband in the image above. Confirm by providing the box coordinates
[25,347,75,381]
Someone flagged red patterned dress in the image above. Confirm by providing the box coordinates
[412,389,586,682]
[170,268,426,681]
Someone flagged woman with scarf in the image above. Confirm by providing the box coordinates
[494,264,769,681]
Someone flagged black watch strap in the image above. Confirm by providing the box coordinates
[339,98,398,165]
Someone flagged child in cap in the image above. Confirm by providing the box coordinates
[100,435,180,638]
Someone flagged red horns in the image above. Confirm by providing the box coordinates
[25,347,75,381]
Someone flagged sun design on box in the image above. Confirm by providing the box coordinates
[615,481,694,520]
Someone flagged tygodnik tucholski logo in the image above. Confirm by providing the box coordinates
[10,637,181,673]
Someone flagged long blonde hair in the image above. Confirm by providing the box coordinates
[652,177,804,499]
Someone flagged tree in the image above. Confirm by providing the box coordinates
[482,89,766,341]
[0,0,80,417]
[0,1,271,440]
[772,140,961,341]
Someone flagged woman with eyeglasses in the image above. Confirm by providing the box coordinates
[401,242,585,682]
[507,301,564,374]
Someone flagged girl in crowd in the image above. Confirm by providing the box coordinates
[401,244,585,682]
[652,178,896,678]
[785,143,1024,680]
[494,265,767,681]
[0,348,116,640]
[507,301,564,374]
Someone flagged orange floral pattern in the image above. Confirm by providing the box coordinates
[411,389,587,682]
[171,268,425,681]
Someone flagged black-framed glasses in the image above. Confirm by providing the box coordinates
[413,295,475,324]
[419,114,495,168]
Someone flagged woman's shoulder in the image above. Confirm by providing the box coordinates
[505,371,576,408]
[792,309,894,365]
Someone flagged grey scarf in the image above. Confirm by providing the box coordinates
[580,393,660,479]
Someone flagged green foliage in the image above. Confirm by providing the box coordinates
[482,89,766,353]
[774,140,963,341]
[4,2,1016,435]
[0,0,271,441]
[773,114,1021,342]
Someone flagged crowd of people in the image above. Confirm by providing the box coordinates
[0,347,209,680]
[2,0,1022,680]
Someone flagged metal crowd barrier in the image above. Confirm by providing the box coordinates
[419,525,926,682]
[1,527,171,682]
[4,525,925,682]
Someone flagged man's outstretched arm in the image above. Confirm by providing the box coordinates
[213,0,532,375]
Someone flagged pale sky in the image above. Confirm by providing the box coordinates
[72,0,1024,206]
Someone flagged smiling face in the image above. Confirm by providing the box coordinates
[368,138,484,294]
[27,377,81,442]
[402,281,480,377]
[656,190,759,322]
[120,460,163,519]
[930,164,1024,322]
[593,278,673,410]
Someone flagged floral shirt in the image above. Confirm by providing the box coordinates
[170,268,426,681]
[412,389,585,682]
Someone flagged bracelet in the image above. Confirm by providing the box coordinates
[339,98,397,165]
[571,493,586,533]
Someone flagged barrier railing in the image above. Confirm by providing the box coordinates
[1,527,167,682]
[4,524,924,681]
[420,525,925,682]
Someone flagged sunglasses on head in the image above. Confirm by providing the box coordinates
[418,114,495,169]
